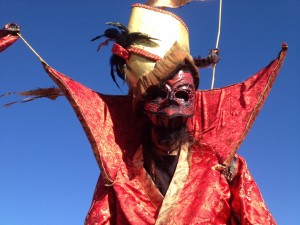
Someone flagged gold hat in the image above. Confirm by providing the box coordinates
[107,4,199,110]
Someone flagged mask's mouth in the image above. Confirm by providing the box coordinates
[150,118,192,154]
[146,113,189,129]
[145,109,192,119]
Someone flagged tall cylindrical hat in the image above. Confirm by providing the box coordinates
[111,4,199,109]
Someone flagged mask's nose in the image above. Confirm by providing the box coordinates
[162,85,179,106]
[161,92,179,108]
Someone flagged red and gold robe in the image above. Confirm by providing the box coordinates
[42,46,286,224]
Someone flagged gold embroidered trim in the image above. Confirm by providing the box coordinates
[155,142,190,224]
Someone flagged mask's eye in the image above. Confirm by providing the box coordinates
[154,89,168,100]
[175,90,190,101]
[147,87,168,101]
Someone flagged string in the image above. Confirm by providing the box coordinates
[17,33,48,66]
[211,0,222,89]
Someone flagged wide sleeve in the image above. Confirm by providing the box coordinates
[43,65,146,185]
[229,156,276,225]
[190,44,288,167]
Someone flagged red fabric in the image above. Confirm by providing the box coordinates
[0,28,19,52]
[112,43,130,60]
[42,46,287,224]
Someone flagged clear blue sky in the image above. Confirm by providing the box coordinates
[1,1,299,224]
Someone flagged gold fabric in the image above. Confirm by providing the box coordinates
[155,142,190,224]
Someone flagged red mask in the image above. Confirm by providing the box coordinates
[144,70,196,119]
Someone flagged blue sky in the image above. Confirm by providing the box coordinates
[1,0,299,224]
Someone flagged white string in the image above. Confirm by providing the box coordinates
[17,33,47,65]
[211,0,222,89]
